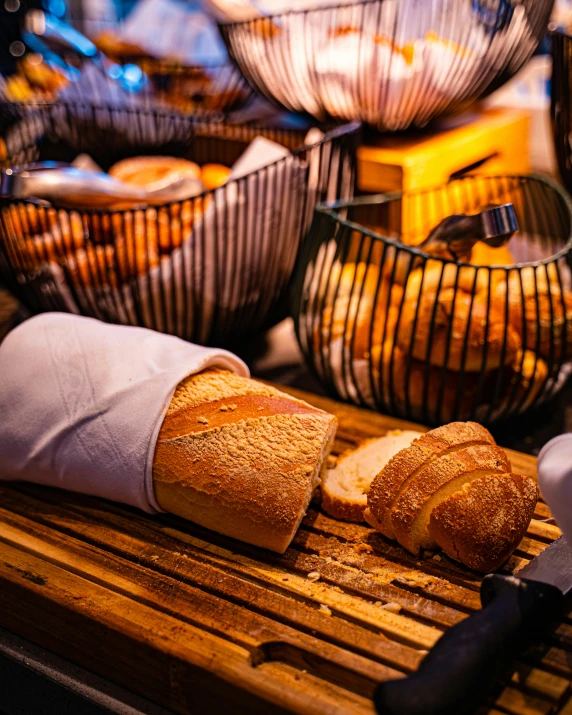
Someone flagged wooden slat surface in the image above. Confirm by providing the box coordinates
[0,384,570,715]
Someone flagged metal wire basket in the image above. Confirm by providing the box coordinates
[551,29,572,192]
[292,175,572,425]
[0,103,359,347]
[219,0,554,131]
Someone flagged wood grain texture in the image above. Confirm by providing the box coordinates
[0,383,570,715]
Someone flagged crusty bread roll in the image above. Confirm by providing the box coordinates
[201,164,231,191]
[492,267,572,361]
[395,287,520,372]
[365,422,537,572]
[314,262,403,359]
[321,430,420,522]
[152,368,337,553]
[109,156,202,188]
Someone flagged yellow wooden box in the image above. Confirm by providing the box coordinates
[357,108,530,242]
[358,108,530,193]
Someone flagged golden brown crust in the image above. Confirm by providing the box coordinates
[428,472,538,572]
[200,164,231,191]
[152,368,337,553]
[390,444,510,554]
[313,262,403,360]
[109,156,202,187]
[366,422,494,540]
[492,268,572,361]
[396,287,520,372]
[321,490,366,523]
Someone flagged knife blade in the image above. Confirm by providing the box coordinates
[374,536,570,715]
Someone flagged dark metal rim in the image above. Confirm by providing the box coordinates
[1,105,361,216]
[314,173,572,269]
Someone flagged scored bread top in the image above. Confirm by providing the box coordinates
[153,369,337,553]
[389,443,511,555]
[365,422,494,540]
[428,472,538,572]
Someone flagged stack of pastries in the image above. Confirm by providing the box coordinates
[311,241,572,421]
[3,157,231,290]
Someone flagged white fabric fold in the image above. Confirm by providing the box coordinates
[537,434,572,545]
[0,313,248,512]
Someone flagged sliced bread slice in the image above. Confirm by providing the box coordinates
[390,443,511,555]
[428,472,538,572]
[321,430,421,522]
[364,422,495,540]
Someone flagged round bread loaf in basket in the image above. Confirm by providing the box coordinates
[291,174,572,424]
[219,0,554,131]
[0,103,359,346]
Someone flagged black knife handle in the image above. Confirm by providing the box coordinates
[373,575,564,715]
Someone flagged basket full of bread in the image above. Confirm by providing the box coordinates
[217,0,554,130]
[292,174,572,424]
[0,104,359,346]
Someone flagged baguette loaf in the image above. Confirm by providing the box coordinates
[152,368,337,553]
[365,422,538,572]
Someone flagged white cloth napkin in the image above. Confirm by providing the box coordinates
[537,435,572,545]
[0,313,248,512]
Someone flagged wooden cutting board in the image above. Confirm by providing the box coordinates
[0,385,569,715]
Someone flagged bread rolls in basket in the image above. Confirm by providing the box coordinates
[295,176,572,424]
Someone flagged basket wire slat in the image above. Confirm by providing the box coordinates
[219,0,554,131]
[291,174,572,425]
[0,103,360,347]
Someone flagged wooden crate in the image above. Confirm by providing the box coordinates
[358,109,531,195]
[0,385,568,715]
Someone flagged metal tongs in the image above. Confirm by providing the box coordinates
[0,163,204,208]
[416,203,518,263]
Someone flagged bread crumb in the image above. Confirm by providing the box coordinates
[324,556,333,563]
[307,571,320,582]
[433,554,442,561]
[228,404,237,411]
[374,601,382,607]
[197,416,208,424]
[332,586,343,593]
[257,406,264,410]
[354,543,373,554]
[319,604,332,616]
[150,555,159,561]
[381,602,402,614]
[220,405,229,412]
